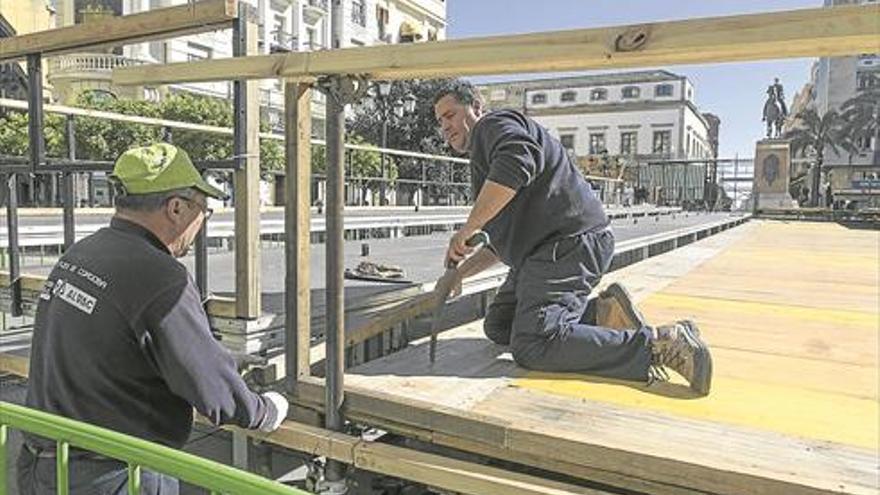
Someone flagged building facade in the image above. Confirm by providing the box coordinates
[0,0,55,103]
[479,71,713,163]
[48,0,447,133]
[478,71,715,206]
[785,0,879,207]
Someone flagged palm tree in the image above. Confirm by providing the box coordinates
[784,108,848,207]
[839,83,879,162]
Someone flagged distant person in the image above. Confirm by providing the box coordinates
[432,80,713,395]
[19,143,289,495]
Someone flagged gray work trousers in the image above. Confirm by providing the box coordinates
[484,228,653,381]
[17,445,179,495]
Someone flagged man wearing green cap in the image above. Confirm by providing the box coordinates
[19,143,289,495]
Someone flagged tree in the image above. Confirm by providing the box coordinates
[839,81,879,160]
[348,79,464,203]
[73,91,162,160]
[785,108,848,206]
[0,111,67,158]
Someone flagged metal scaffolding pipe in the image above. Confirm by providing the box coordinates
[5,174,22,316]
[26,54,44,172]
[62,115,76,250]
[323,77,347,485]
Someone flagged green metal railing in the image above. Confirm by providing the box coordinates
[0,401,308,495]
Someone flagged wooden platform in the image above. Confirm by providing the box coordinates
[324,220,878,495]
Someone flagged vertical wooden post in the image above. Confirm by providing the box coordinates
[284,81,312,390]
[233,5,261,319]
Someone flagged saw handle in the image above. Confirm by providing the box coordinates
[446,230,489,268]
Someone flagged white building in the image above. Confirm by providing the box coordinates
[49,0,447,133]
[785,0,879,207]
[479,70,714,163]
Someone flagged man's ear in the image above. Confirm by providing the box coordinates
[472,99,484,117]
[165,197,184,222]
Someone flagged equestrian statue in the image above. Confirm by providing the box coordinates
[762,78,789,139]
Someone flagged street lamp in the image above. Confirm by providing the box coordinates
[373,82,415,206]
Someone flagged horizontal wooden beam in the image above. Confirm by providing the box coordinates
[115,4,878,86]
[0,0,238,62]
[255,422,607,495]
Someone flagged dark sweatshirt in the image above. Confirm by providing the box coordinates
[25,218,273,450]
[469,109,609,267]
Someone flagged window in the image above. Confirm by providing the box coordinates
[531,93,547,104]
[489,89,507,101]
[590,88,607,101]
[857,72,878,90]
[620,132,637,155]
[560,134,575,151]
[376,6,389,40]
[622,86,640,99]
[655,84,673,97]
[686,134,691,155]
[653,130,672,154]
[186,42,212,62]
[561,90,576,103]
[589,133,606,155]
[351,0,366,27]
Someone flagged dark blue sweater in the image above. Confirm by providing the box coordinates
[25,218,271,450]
[469,110,609,267]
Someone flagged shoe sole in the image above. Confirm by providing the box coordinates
[679,320,712,396]
[600,282,649,329]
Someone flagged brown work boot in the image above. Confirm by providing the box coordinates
[597,282,649,330]
[650,320,712,396]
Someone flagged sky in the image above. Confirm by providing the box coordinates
[445,0,822,159]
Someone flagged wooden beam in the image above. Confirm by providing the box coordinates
[0,0,237,62]
[233,11,261,319]
[114,4,878,85]
[284,81,312,383]
[242,421,610,495]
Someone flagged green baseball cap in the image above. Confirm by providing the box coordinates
[110,143,228,200]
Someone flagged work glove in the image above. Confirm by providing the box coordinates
[259,391,290,433]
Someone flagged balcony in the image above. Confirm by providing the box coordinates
[48,53,149,103]
[269,30,298,53]
[49,53,147,77]
[303,0,328,25]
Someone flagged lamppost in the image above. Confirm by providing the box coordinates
[373,81,415,205]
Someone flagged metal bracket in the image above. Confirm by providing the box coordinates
[316,75,370,107]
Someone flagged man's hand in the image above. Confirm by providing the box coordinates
[445,228,477,266]
[258,391,290,433]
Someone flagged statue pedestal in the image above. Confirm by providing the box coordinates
[753,139,797,210]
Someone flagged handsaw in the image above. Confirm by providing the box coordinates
[429,230,489,363]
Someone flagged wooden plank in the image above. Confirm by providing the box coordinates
[293,374,877,495]
[284,81,312,380]
[113,4,878,85]
[344,290,439,347]
[0,352,28,377]
[233,13,261,319]
[350,442,607,495]
[0,0,237,61]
